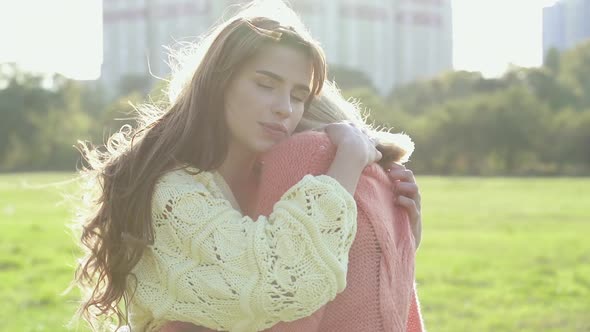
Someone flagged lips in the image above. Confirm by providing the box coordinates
[259,122,288,137]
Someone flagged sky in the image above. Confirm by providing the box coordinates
[0,0,560,80]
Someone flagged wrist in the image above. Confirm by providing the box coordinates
[326,149,364,195]
[334,144,368,168]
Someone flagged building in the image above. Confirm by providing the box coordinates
[543,0,590,59]
[393,0,453,87]
[543,1,566,56]
[100,0,453,97]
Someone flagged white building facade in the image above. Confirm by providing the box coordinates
[100,0,453,96]
[543,0,590,58]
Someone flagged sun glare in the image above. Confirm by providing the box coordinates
[0,0,565,80]
[0,0,102,80]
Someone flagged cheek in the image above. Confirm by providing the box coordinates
[241,83,270,107]
[288,106,306,133]
[226,88,262,121]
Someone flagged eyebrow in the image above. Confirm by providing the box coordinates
[255,70,311,94]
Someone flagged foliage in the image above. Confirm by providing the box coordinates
[328,65,375,91]
[2,40,590,174]
[0,65,93,171]
[358,41,590,175]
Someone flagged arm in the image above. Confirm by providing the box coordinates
[157,130,377,332]
[253,132,340,331]
[132,168,357,332]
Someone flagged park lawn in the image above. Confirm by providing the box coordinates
[415,177,590,331]
[0,173,588,331]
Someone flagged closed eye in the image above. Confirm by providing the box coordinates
[291,94,305,103]
[255,75,276,90]
[291,91,309,103]
[257,82,273,89]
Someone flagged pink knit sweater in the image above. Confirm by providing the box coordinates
[160,132,424,332]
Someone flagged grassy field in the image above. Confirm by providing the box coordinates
[0,173,589,331]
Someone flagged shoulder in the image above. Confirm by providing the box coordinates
[153,166,216,199]
[259,131,336,175]
[279,131,332,150]
[151,167,229,217]
[261,131,335,161]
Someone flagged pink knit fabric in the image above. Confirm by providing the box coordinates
[160,131,424,332]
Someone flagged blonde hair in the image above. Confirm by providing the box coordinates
[300,81,414,166]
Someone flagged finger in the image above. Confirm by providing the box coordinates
[395,195,420,224]
[388,162,405,170]
[388,169,416,183]
[394,182,421,210]
[384,162,403,172]
[394,182,419,198]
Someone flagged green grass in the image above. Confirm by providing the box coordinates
[0,173,84,331]
[416,177,590,332]
[0,174,589,331]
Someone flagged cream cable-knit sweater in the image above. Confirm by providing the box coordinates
[126,168,358,331]
[159,131,423,332]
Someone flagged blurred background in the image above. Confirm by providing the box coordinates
[0,0,588,331]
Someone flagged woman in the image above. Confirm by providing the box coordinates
[73,2,381,332]
[161,82,424,332]
[256,83,425,332]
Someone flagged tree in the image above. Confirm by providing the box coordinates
[387,70,505,115]
[502,66,572,112]
[118,74,153,98]
[0,65,93,171]
[388,87,550,175]
[328,65,374,91]
[0,64,61,170]
[99,92,145,139]
[543,109,590,173]
[543,47,561,74]
[558,41,590,109]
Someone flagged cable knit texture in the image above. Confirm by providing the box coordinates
[127,162,358,331]
[160,131,425,332]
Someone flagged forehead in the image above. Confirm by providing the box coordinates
[240,44,314,88]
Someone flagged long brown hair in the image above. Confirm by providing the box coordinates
[72,10,326,331]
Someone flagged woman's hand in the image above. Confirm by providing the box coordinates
[387,163,422,249]
[324,122,382,167]
[322,122,382,195]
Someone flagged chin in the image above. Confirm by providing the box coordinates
[252,139,283,154]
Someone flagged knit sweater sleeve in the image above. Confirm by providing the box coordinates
[129,168,357,332]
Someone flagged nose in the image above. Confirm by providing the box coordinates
[272,91,293,117]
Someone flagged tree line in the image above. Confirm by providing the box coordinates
[341,44,590,175]
[1,42,589,175]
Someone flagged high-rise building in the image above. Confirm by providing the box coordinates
[543,0,590,58]
[543,1,566,56]
[100,0,453,97]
